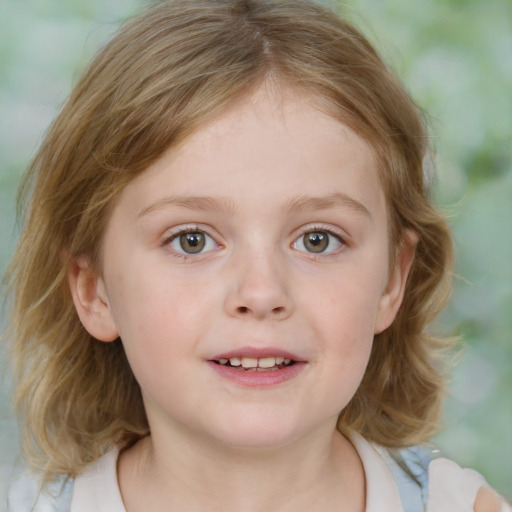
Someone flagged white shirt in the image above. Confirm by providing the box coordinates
[7,432,510,511]
[69,432,504,512]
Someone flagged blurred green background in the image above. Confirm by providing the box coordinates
[0,0,510,502]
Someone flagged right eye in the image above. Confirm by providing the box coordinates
[292,229,344,254]
[168,230,218,255]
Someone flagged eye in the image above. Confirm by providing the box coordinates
[168,230,218,255]
[293,230,343,254]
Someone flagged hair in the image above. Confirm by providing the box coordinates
[5,0,453,482]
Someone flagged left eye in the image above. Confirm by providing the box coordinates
[293,230,343,254]
[168,230,218,254]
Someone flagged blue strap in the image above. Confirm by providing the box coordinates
[385,444,441,512]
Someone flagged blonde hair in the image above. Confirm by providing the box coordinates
[6,0,453,481]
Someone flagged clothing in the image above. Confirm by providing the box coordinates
[6,432,510,512]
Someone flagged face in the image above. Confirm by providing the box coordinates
[71,86,413,451]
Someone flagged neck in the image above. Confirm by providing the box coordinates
[118,423,365,512]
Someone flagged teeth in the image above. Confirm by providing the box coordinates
[258,357,276,368]
[219,356,294,369]
[241,357,258,368]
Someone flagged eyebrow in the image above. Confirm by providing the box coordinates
[138,195,237,218]
[138,192,371,218]
[284,193,371,218]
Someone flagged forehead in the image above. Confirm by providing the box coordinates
[114,86,387,224]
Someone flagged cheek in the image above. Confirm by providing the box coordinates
[300,268,384,395]
[113,298,201,408]
[306,270,385,339]
[107,256,212,331]
[105,272,202,374]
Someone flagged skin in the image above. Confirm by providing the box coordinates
[70,84,419,511]
[474,489,508,512]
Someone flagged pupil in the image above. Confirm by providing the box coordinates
[187,234,200,246]
[180,232,205,253]
[309,234,322,245]
[305,232,328,253]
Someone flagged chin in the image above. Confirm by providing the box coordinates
[207,416,307,452]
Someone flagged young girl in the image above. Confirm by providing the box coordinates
[4,0,510,510]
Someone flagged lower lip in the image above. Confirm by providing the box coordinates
[207,361,307,387]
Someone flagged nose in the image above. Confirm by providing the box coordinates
[224,248,294,321]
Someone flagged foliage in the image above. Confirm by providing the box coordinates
[339,1,511,498]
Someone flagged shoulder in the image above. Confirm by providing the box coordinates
[5,449,122,512]
[346,431,511,512]
[6,471,73,512]
[426,456,510,512]
[391,444,511,512]
[71,449,125,512]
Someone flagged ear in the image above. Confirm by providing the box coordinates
[374,229,418,334]
[68,257,119,342]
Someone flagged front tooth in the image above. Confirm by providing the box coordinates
[258,357,276,368]
[229,357,241,366]
[241,357,258,368]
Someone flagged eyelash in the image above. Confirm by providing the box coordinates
[162,225,347,258]
[162,226,220,258]
[292,226,347,256]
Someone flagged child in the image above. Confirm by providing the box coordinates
[4,0,510,510]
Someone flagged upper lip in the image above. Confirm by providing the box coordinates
[209,346,305,362]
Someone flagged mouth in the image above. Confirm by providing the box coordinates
[211,356,297,372]
[207,348,306,386]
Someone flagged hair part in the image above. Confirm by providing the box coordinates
[6,0,454,481]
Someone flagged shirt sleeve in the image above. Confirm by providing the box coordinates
[427,457,511,512]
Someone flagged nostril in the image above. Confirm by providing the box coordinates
[232,305,288,317]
